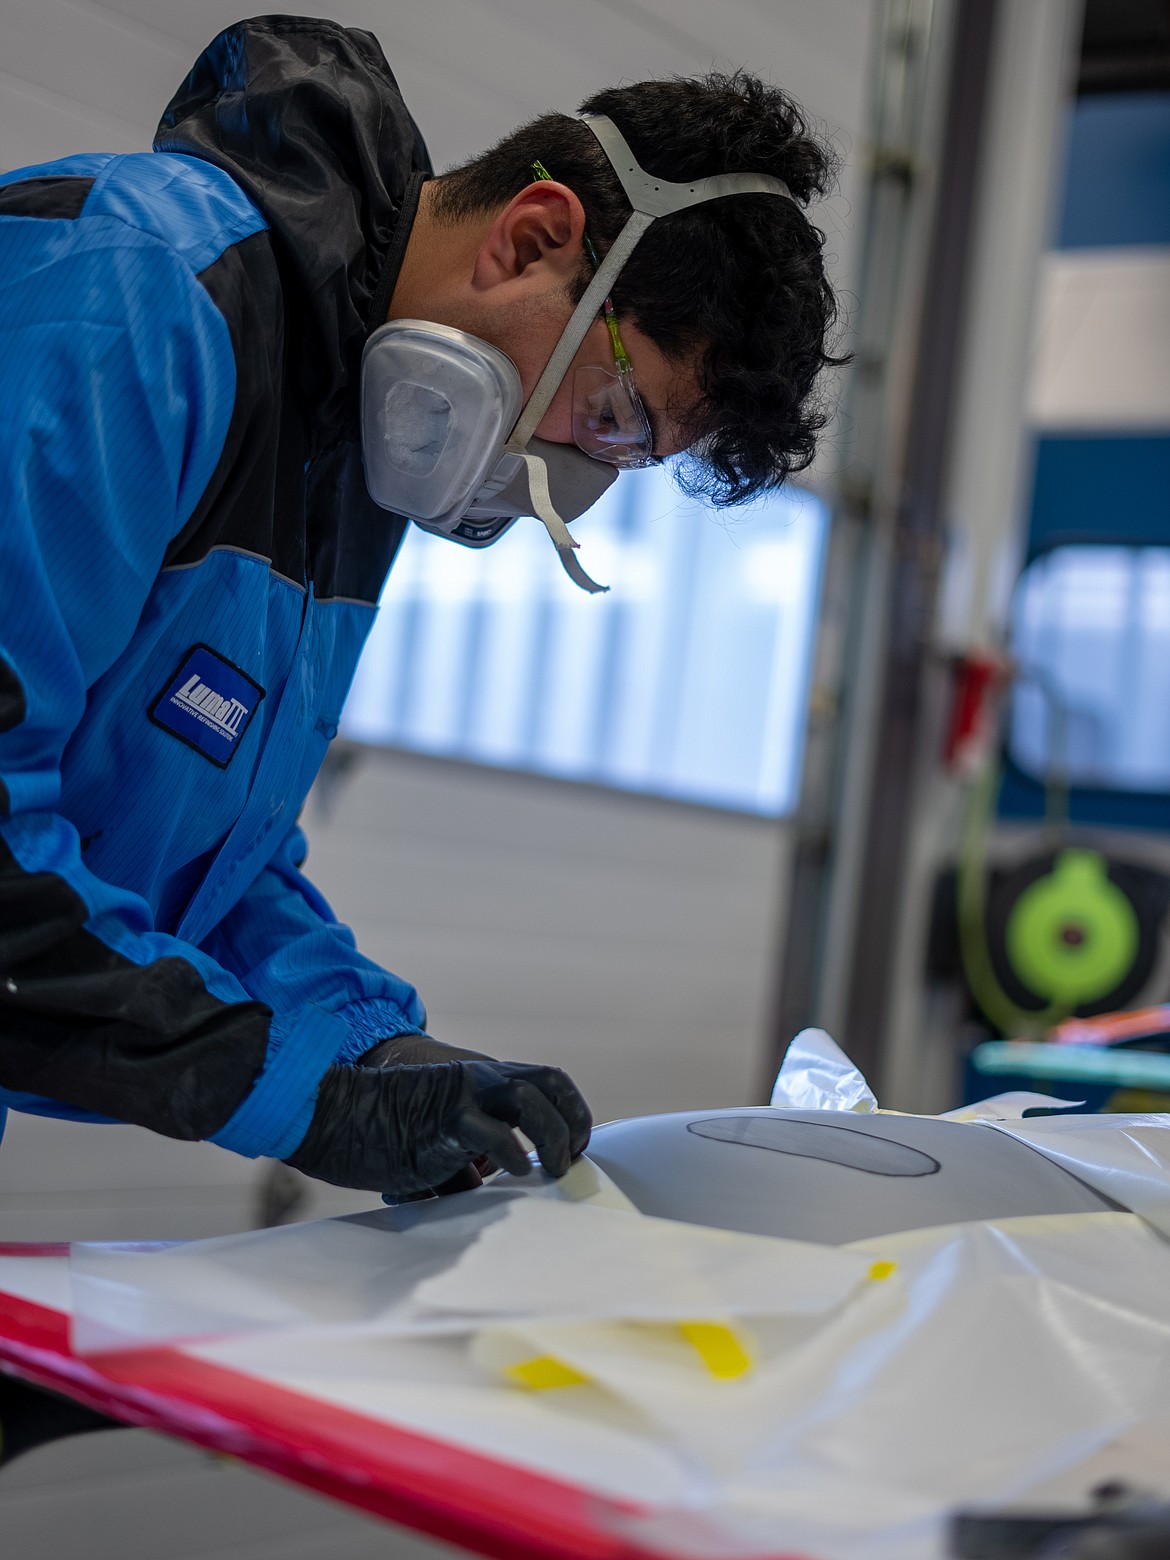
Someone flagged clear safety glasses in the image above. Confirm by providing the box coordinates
[532,160,657,470]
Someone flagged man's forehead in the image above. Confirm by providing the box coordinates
[620,323,702,458]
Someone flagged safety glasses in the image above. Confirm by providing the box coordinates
[532,160,657,469]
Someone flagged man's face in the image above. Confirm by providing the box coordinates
[529,314,699,463]
[452,281,700,466]
[397,179,701,467]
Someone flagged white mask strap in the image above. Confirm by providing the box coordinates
[580,113,794,218]
[505,208,653,455]
[515,448,609,593]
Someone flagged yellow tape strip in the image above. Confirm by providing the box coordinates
[678,1321,754,1380]
[505,1355,591,1391]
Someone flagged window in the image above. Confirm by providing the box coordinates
[1009,544,1170,792]
[342,466,827,814]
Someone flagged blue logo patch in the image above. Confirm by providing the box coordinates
[149,644,264,768]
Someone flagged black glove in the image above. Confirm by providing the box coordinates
[347,1034,502,1197]
[284,1050,592,1196]
[356,1032,491,1068]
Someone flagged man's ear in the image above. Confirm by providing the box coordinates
[472,181,587,293]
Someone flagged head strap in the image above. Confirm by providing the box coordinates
[579,113,794,217]
[506,115,796,456]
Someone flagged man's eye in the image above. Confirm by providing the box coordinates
[587,394,619,428]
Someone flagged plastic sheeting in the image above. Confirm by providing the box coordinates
[940,1091,1084,1120]
[65,1035,1170,1560]
[767,1030,1170,1242]
[414,1198,874,1323]
[70,1158,621,1353]
[595,1210,1170,1559]
[69,1159,873,1355]
[980,1111,1170,1237]
[162,1208,1170,1560]
[770,1028,879,1113]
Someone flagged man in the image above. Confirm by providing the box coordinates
[0,18,842,1196]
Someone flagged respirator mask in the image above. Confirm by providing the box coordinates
[360,114,795,592]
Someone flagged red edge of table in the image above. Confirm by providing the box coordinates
[0,1245,806,1560]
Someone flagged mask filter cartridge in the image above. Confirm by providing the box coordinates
[361,321,522,521]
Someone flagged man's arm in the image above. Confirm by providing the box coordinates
[200,824,430,1060]
[0,169,345,1156]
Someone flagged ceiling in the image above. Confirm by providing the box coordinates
[1,0,878,295]
[1079,0,1170,94]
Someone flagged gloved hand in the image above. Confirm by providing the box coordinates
[284,1043,592,1197]
[349,1033,500,1197]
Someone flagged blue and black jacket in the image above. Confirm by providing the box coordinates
[0,18,434,1159]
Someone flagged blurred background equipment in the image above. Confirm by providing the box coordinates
[950,1484,1170,1560]
[774,0,1170,1124]
[912,33,1170,1119]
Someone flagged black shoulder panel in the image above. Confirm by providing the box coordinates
[305,441,408,602]
[0,837,271,1140]
[0,654,25,819]
[164,230,307,586]
[0,653,25,734]
[0,177,93,220]
[164,224,406,603]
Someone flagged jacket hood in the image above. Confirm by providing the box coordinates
[155,15,432,440]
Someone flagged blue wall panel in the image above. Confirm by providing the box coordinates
[1027,434,1170,556]
[1057,94,1170,249]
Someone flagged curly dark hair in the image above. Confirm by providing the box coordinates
[433,72,847,505]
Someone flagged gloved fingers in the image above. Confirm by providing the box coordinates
[433,1162,484,1196]
[453,1105,533,1178]
[381,1162,483,1206]
[488,1078,574,1179]
[506,1065,593,1162]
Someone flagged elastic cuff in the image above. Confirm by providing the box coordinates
[330,998,427,1065]
[210,1004,351,1160]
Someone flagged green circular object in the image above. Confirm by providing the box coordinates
[1004,849,1140,1007]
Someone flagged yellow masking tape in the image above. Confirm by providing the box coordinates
[505,1355,592,1390]
[868,1260,897,1281]
[678,1321,754,1380]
